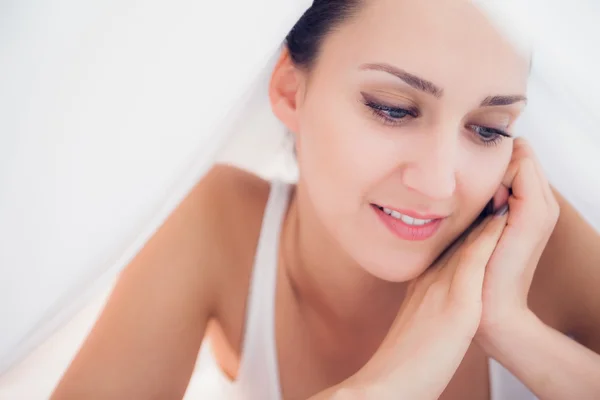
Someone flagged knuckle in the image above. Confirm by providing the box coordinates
[514,137,532,153]
[514,137,529,147]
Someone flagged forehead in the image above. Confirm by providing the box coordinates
[316,0,529,101]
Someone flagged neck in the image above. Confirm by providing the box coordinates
[281,182,407,337]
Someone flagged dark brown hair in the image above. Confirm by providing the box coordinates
[285,0,362,69]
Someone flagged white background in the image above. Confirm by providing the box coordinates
[1,0,599,398]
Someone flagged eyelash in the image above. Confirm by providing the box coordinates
[363,99,512,147]
[363,99,419,126]
[466,124,512,147]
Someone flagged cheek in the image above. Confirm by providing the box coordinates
[457,144,512,214]
[296,91,386,207]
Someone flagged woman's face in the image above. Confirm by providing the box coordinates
[278,0,529,282]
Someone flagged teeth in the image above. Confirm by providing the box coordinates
[401,215,415,225]
[381,206,434,226]
[390,210,403,219]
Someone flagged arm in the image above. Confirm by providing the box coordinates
[481,189,600,399]
[482,311,600,400]
[541,189,600,354]
[311,213,511,400]
[51,166,234,400]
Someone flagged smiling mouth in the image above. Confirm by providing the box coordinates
[371,204,445,241]
[372,204,442,226]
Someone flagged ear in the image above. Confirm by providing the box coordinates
[269,48,305,134]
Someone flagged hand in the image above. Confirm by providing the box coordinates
[342,212,509,400]
[477,138,560,346]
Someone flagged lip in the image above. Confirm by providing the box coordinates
[375,204,447,220]
[371,204,445,241]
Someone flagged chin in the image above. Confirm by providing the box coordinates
[354,249,433,283]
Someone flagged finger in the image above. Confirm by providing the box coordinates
[433,215,492,282]
[463,214,495,247]
[502,140,543,202]
[499,140,558,274]
[498,140,548,236]
[450,211,509,302]
[525,151,560,229]
[508,157,550,238]
[511,145,559,286]
[527,153,559,238]
[513,139,555,208]
[491,157,555,294]
[505,139,557,216]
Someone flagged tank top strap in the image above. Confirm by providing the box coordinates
[235,179,290,400]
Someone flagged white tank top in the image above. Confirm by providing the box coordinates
[191,180,537,400]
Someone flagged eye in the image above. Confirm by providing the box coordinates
[384,107,411,119]
[467,124,512,147]
[362,99,419,127]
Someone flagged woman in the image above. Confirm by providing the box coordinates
[51,0,600,399]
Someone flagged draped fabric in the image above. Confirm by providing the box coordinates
[0,0,598,384]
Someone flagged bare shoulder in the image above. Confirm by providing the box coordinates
[197,163,271,280]
[200,163,272,297]
[51,163,270,399]
[123,162,270,296]
[165,163,271,303]
[199,165,276,379]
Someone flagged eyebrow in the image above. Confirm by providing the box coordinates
[359,62,528,107]
[360,63,443,98]
[480,95,528,107]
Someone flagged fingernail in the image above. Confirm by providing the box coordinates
[495,204,509,217]
[485,199,495,215]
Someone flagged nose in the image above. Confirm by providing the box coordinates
[401,133,457,200]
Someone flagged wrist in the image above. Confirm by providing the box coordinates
[326,385,369,400]
[309,377,373,400]
[326,373,404,400]
[349,323,473,399]
[477,308,543,356]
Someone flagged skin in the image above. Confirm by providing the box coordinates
[51,0,600,399]
[285,0,527,285]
